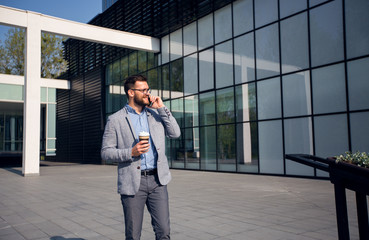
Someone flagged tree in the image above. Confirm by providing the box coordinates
[0,28,68,78]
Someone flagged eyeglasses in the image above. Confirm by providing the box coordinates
[130,88,151,94]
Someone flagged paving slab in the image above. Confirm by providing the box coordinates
[0,164,361,240]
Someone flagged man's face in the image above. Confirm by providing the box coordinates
[131,81,150,107]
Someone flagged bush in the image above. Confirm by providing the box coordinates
[335,151,369,168]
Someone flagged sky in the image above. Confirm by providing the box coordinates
[0,0,102,43]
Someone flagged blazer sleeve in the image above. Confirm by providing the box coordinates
[157,106,181,139]
[101,117,134,163]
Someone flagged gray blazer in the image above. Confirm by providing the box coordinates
[101,106,181,195]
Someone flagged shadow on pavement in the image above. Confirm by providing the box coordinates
[50,236,85,240]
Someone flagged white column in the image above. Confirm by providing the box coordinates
[22,12,41,176]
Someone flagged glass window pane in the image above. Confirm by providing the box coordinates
[147,52,157,69]
[199,91,215,126]
[47,104,56,138]
[184,95,198,128]
[350,112,369,153]
[185,127,200,169]
[48,88,56,103]
[255,0,278,28]
[184,54,198,95]
[218,124,236,171]
[147,68,159,96]
[172,130,185,168]
[112,60,120,83]
[233,0,253,36]
[105,87,112,114]
[162,64,170,100]
[106,64,112,85]
[284,117,314,176]
[129,51,138,75]
[314,114,349,158]
[279,0,307,18]
[310,0,344,67]
[41,87,47,102]
[282,71,311,117]
[161,35,170,64]
[199,48,214,91]
[256,23,280,79]
[171,98,184,128]
[234,33,255,84]
[120,56,129,80]
[0,84,23,101]
[257,77,281,120]
[237,122,258,173]
[310,0,330,7]
[47,139,56,149]
[345,0,369,59]
[215,40,233,88]
[200,126,216,170]
[214,5,232,44]
[110,84,122,112]
[347,57,369,111]
[259,120,284,174]
[138,51,147,73]
[198,14,214,50]
[170,29,183,61]
[281,13,309,73]
[312,64,346,114]
[184,22,197,55]
[236,83,256,122]
[170,59,183,98]
[217,87,235,124]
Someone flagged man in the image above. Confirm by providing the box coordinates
[101,74,180,240]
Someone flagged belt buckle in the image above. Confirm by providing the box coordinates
[143,170,148,176]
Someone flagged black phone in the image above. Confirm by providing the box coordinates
[148,96,153,107]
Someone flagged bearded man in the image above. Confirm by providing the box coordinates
[101,74,180,240]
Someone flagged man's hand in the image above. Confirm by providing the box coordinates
[148,95,165,109]
[132,140,150,157]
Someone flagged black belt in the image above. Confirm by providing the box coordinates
[141,168,157,176]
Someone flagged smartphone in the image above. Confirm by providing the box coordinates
[148,96,153,107]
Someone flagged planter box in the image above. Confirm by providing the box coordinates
[285,154,369,240]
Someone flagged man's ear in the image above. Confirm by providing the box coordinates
[128,89,134,97]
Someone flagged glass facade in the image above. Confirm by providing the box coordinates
[0,83,56,156]
[104,0,369,176]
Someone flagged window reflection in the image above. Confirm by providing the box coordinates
[237,122,258,173]
[199,48,214,91]
[218,124,236,171]
[236,83,256,122]
[162,64,170,100]
[184,54,198,95]
[199,91,215,126]
[216,87,235,124]
[200,126,216,170]
[234,33,255,84]
[170,59,183,98]
[256,24,280,79]
[185,127,200,169]
[184,95,198,128]
[215,40,233,88]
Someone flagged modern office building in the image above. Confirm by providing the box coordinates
[2,0,369,178]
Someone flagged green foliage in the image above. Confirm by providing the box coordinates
[335,151,369,168]
[0,28,68,78]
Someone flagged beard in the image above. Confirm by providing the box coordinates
[133,94,149,107]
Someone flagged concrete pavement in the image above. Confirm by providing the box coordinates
[0,164,360,239]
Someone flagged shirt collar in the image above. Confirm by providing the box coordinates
[126,104,146,115]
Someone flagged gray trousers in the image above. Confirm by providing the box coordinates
[120,174,170,240]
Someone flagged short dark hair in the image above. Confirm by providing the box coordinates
[123,74,148,95]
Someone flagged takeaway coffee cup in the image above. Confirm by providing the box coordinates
[139,131,150,142]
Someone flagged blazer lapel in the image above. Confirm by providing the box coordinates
[122,107,138,141]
